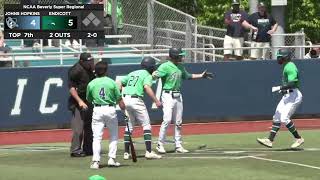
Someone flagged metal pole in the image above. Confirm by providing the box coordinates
[271,5,286,59]
[249,0,258,14]
[193,19,198,62]
[147,0,154,47]
[185,17,192,62]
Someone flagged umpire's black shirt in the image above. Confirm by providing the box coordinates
[68,62,95,110]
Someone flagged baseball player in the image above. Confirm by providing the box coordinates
[119,57,162,160]
[257,49,304,148]
[153,48,213,153]
[86,61,125,169]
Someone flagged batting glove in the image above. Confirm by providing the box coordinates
[271,86,281,93]
[202,70,214,79]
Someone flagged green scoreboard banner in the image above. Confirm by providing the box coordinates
[42,16,77,30]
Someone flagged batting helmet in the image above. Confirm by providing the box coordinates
[141,57,156,73]
[169,48,186,62]
[277,48,292,64]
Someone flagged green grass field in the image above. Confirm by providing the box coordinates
[1,130,320,180]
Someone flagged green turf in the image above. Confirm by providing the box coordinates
[1,130,320,180]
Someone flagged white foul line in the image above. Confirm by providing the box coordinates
[249,156,320,170]
[168,156,251,160]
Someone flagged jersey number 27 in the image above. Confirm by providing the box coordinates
[128,76,139,87]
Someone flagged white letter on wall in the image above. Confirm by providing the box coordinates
[11,79,28,115]
[39,78,63,114]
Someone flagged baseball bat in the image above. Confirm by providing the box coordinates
[125,119,137,163]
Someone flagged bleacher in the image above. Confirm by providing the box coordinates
[3,38,152,67]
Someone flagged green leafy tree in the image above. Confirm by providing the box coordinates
[286,0,320,42]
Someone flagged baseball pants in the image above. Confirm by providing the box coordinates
[158,91,183,148]
[70,106,93,154]
[273,89,303,125]
[123,96,152,132]
[91,105,118,162]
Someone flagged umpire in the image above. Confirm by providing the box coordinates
[68,52,95,157]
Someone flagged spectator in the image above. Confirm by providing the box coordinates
[224,0,258,60]
[0,30,12,67]
[305,47,320,59]
[248,2,278,60]
[106,0,124,31]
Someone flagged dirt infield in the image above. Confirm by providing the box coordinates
[1,119,320,145]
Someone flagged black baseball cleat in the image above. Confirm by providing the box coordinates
[70,152,86,157]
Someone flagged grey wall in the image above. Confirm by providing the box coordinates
[1,59,320,130]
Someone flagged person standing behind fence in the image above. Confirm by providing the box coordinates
[68,53,95,157]
[224,0,258,60]
[248,2,278,60]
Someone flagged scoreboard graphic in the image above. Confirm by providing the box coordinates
[42,16,77,30]
[3,4,104,39]
[5,16,40,30]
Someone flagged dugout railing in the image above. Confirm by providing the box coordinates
[1,45,320,68]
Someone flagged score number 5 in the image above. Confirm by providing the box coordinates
[68,19,73,27]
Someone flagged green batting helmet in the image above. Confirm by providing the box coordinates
[277,48,292,64]
[169,48,186,62]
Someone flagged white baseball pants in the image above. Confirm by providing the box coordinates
[158,92,183,148]
[123,96,152,132]
[273,89,303,125]
[91,105,118,162]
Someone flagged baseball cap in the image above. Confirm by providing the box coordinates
[88,175,106,180]
[258,2,266,7]
[80,52,94,61]
[231,0,240,5]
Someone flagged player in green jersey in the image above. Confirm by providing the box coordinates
[257,49,304,148]
[119,57,162,160]
[86,61,125,169]
[153,48,214,153]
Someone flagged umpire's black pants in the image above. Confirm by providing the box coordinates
[70,105,93,155]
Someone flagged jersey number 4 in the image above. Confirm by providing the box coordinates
[99,88,106,99]
[128,76,139,87]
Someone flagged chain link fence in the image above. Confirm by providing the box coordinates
[119,0,197,62]
[119,0,148,45]
[194,25,306,61]
[0,0,307,62]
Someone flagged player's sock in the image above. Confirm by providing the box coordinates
[124,131,131,153]
[268,122,281,141]
[286,121,301,139]
[144,130,152,152]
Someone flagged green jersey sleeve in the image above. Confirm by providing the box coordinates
[86,82,93,103]
[181,66,192,80]
[121,75,129,86]
[155,63,167,78]
[113,81,122,103]
[143,75,153,87]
